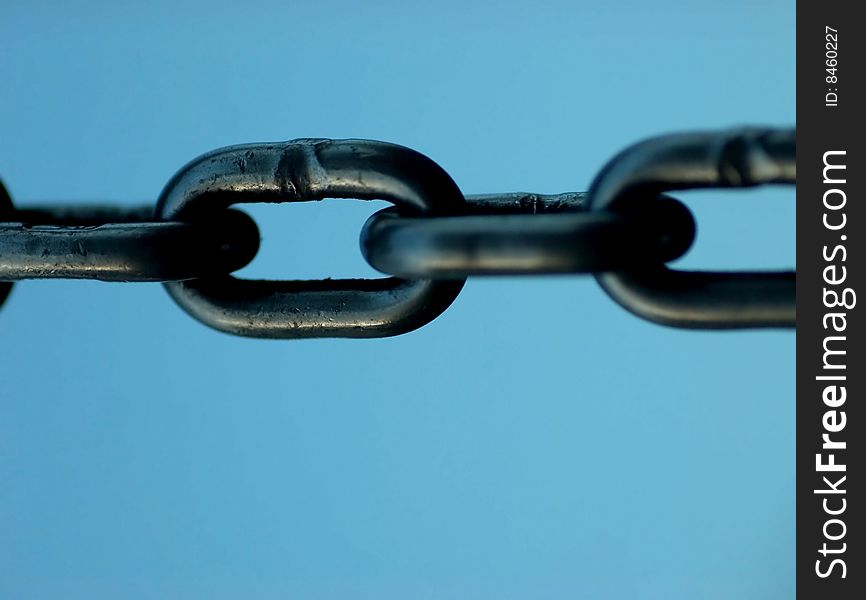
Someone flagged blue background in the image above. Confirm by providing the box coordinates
[0,1,794,598]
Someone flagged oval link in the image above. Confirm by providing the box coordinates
[586,127,795,329]
[156,139,467,339]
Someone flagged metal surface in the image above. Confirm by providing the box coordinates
[8,204,154,225]
[0,180,12,307]
[0,210,259,281]
[0,126,796,336]
[156,138,467,339]
[361,193,696,277]
[586,127,795,329]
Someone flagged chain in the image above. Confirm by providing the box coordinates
[0,127,795,338]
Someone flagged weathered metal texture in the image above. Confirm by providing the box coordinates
[1,127,796,335]
[156,139,467,339]
[586,127,796,329]
[361,192,696,277]
[0,209,259,281]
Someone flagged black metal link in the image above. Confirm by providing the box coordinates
[0,211,259,281]
[0,178,260,286]
[360,193,696,277]
[156,138,467,339]
[586,127,795,329]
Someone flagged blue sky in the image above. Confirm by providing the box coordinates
[1,1,794,598]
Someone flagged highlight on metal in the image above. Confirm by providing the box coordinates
[0,126,795,338]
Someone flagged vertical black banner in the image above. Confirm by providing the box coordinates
[797,1,865,597]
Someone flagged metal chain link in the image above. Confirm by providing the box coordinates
[360,193,695,277]
[0,209,259,282]
[587,127,796,329]
[0,126,796,337]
